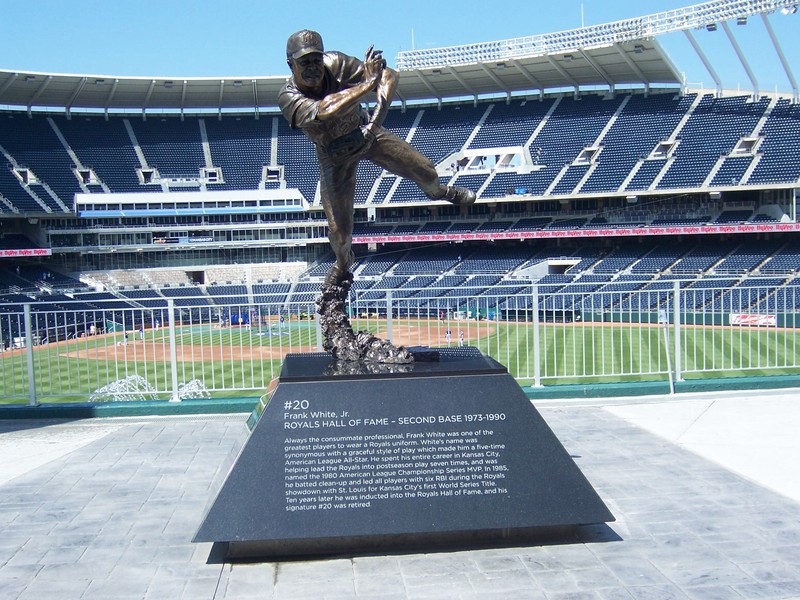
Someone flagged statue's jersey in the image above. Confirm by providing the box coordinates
[279,51,371,149]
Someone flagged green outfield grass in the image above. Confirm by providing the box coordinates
[1,319,799,404]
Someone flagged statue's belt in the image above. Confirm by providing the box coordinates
[325,127,370,162]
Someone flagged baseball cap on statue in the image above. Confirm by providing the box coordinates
[286,30,324,60]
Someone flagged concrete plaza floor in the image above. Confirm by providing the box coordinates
[1,388,800,599]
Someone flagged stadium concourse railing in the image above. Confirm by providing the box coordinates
[1,281,799,405]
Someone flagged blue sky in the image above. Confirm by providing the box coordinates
[3,0,798,94]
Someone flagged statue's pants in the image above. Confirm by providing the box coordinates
[317,128,443,272]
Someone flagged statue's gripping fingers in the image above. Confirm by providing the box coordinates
[365,44,382,63]
[363,45,386,89]
[370,50,387,70]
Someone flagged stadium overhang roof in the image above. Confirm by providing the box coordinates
[0,72,289,114]
[395,40,680,104]
[0,0,795,114]
[0,39,678,114]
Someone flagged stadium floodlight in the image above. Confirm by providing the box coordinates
[706,23,718,31]
[396,0,799,70]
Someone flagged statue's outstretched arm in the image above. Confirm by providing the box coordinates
[315,45,388,124]
[364,65,397,136]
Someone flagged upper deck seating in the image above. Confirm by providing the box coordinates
[657,95,769,190]
[583,93,695,194]
[54,115,143,194]
[276,119,319,204]
[127,118,205,177]
[711,156,753,187]
[204,116,271,191]
[481,94,625,199]
[0,115,78,210]
[749,99,800,185]
[410,104,485,166]
[468,99,555,149]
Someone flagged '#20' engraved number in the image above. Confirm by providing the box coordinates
[286,399,309,410]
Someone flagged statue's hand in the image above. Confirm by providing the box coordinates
[363,45,386,89]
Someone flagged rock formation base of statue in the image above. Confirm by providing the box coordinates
[316,268,414,364]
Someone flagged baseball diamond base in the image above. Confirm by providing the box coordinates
[193,348,614,559]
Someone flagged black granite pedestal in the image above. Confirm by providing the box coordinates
[194,348,614,558]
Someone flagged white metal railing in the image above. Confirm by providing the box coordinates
[0,282,798,404]
[396,0,797,69]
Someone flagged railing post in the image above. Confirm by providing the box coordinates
[314,305,323,351]
[659,306,675,395]
[24,303,38,406]
[532,284,541,387]
[386,290,394,343]
[673,281,683,381]
[167,299,180,402]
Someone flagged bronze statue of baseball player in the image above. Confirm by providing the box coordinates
[280,30,475,363]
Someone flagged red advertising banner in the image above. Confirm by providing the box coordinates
[1,248,52,258]
[353,222,800,246]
